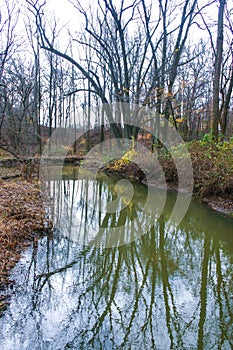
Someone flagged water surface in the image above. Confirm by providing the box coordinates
[0,168,233,349]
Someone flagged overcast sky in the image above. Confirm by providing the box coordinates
[44,0,218,42]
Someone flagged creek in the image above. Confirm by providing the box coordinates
[0,166,233,349]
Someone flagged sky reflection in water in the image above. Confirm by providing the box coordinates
[0,172,233,350]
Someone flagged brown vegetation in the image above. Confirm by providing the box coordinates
[0,179,52,312]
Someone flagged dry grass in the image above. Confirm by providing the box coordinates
[0,178,52,308]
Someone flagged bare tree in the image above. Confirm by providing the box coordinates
[212,0,226,140]
[25,18,43,154]
[26,0,124,139]
[162,0,199,125]
[219,3,233,136]
[0,0,21,155]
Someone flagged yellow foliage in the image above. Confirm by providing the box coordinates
[175,118,184,123]
[80,138,86,145]
[122,148,137,161]
[123,86,129,93]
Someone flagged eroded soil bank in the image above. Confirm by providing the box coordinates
[101,141,233,217]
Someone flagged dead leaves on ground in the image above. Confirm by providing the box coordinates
[0,179,52,294]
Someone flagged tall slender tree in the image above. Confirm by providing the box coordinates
[212,0,225,140]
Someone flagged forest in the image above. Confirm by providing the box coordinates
[0,0,232,157]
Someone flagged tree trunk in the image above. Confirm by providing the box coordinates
[212,0,225,141]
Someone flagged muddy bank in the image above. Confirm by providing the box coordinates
[101,147,233,218]
[201,197,233,217]
[104,171,233,218]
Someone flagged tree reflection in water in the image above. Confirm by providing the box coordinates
[0,174,233,350]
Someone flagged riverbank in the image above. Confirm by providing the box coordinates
[1,140,233,217]
[0,179,52,314]
[101,140,233,217]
